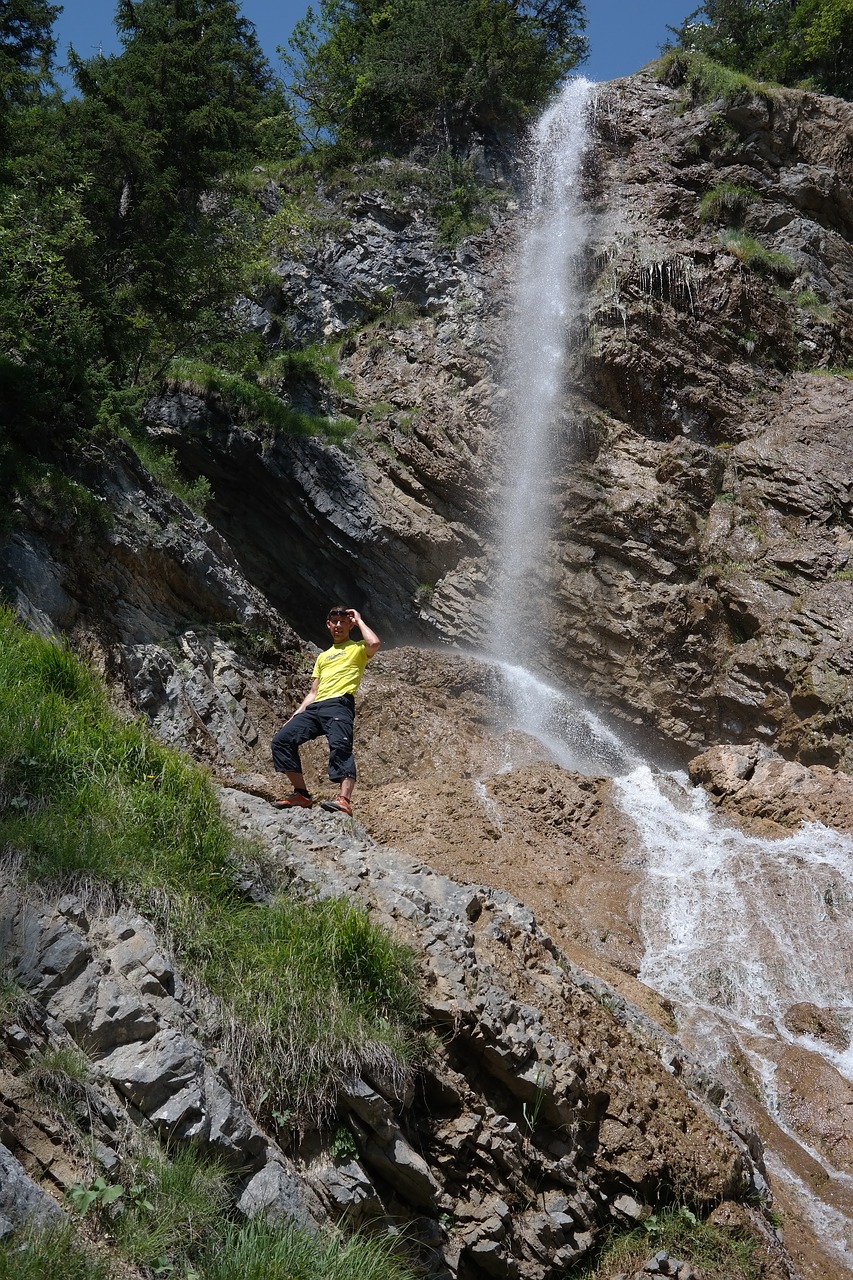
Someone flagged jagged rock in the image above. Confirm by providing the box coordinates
[236,1157,326,1229]
[309,1156,385,1227]
[0,1142,62,1236]
[688,743,853,833]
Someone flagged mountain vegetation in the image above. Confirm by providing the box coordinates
[0,0,587,481]
[668,0,853,98]
[285,0,588,150]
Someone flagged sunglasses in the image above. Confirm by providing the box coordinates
[327,610,351,620]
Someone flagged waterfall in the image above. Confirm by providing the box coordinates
[489,76,853,1265]
[492,77,594,667]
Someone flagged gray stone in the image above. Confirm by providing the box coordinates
[0,1142,63,1236]
[237,1158,325,1229]
[97,1028,202,1114]
[362,1133,441,1210]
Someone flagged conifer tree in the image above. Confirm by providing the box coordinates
[286,0,588,152]
[66,0,293,384]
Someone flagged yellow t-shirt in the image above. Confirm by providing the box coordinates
[312,640,369,702]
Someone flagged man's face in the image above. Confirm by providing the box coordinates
[326,609,355,641]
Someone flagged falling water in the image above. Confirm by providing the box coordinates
[489,76,853,1265]
[491,77,594,667]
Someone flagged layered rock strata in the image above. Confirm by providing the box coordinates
[1,792,788,1280]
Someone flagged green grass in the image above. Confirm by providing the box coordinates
[568,1207,760,1280]
[719,231,798,280]
[199,1217,421,1280]
[162,357,356,445]
[699,183,756,225]
[0,610,422,1118]
[0,1226,115,1280]
[49,1144,421,1280]
[656,50,778,107]
[121,431,214,515]
[110,1145,230,1271]
[796,290,834,323]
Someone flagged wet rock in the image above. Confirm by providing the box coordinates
[783,1002,850,1052]
[688,743,853,833]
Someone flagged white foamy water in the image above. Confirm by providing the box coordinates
[615,764,853,1039]
[494,660,639,777]
[489,73,853,1265]
[492,77,595,664]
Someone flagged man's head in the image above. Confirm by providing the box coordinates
[326,605,355,640]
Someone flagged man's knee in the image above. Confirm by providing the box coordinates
[272,720,306,772]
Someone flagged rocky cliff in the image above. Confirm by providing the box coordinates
[2,67,853,1280]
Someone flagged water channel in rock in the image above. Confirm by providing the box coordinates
[489,75,853,1267]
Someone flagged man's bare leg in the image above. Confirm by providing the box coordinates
[283,770,309,795]
[340,776,355,801]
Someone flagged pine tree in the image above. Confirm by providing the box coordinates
[66,0,293,382]
[286,0,588,152]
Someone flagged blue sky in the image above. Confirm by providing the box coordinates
[54,1,695,85]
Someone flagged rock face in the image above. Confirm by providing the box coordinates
[137,77,853,767]
[0,798,777,1280]
[144,172,502,642]
[538,76,853,765]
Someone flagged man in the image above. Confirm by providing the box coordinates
[271,605,381,815]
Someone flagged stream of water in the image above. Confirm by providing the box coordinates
[493,78,853,1266]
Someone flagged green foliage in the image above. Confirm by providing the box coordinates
[0,610,421,1118]
[656,47,775,105]
[0,1224,115,1280]
[330,1125,359,1160]
[285,0,588,152]
[110,1146,229,1271]
[161,356,355,442]
[0,1,59,113]
[665,1,853,100]
[433,152,492,244]
[199,1217,420,1280]
[65,1,291,385]
[719,230,798,278]
[698,182,756,223]
[568,1206,760,1280]
[116,430,213,515]
[67,1175,125,1217]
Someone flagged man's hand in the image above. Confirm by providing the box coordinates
[350,610,381,657]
